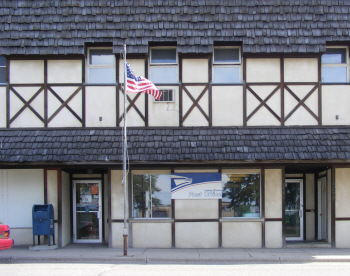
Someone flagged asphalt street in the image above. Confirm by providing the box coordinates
[1,263,350,276]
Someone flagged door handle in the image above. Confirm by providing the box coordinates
[299,209,303,217]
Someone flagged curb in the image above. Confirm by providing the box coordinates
[2,256,350,264]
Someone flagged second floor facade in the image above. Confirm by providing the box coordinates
[1,44,350,129]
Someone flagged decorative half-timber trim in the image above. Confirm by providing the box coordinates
[182,85,209,123]
[335,217,350,221]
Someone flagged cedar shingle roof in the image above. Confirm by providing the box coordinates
[1,127,350,164]
[1,0,350,55]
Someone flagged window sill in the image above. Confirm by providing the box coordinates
[129,218,173,223]
[220,217,263,222]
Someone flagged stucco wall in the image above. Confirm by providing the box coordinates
[175,222,218,248]
[284,58,318,82]
[48,60,82,83]
[264,169,283,248]
[322,85,350,125]
[222,221,262,248]
[212,86,243,126]
[246,58,280,83]
[335,168,350,248]
[265,221,283,248]
[0,169,44,245]
[132,222,172,248]
[182,59,208,83]
[110,170,126,247]
[10,60,44,84]
[85,86,116,127]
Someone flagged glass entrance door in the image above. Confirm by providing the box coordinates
[73,180,102,243]
[285,179,304,241]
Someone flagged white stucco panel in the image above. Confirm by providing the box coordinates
[222,221,262,248]
[322,86,350,125]
[246,58,280,83]
[10,60,44,84]
[265,221,283,248]
[175,199,219,219]
[336,221,350,248]
[335,168,350,218]
[175,222,218,248]
[212,86,243,126]
[48,60,82,83]
[284,58,318,82]
[133,223,172,248]
[0,87,6,127]
[86,86,116,127]
[265,169,282,219]
[148,86,179,127]
[0,169,44,228]
[111,170,126,220]
[47,170,58,221]
[182,59,208,83]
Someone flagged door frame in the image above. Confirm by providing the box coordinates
[285,179,304,241]
[317,177,327,241]
[72,179,103,243]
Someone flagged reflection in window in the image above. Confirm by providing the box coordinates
[87,48,115,83]
[321,47,348,83]
[213,47,241,83]
[132,174,171,218]
[149,47,178,84]
[222,174,260,218]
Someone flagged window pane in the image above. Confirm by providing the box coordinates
[151,49,176,64]
[89,49,114,65]
[133,174,171,218]
[322,48,346,64]
[213,67,240,83]
[322,66,347,83]
[150,67,178,83]
[214,48,240,63]
[222,174,260,218]
[0,56,6,66]
[89,68,115,83]
[0,67,6,83]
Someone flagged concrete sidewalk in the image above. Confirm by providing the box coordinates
[1,244,350,264]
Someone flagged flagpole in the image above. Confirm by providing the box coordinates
[123,42,128,256]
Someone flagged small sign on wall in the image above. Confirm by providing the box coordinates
[171,173,222,199]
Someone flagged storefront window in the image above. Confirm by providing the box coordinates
[221,173,260,218]
[132,174,171,218]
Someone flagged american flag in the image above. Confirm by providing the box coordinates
[126,62,162,100]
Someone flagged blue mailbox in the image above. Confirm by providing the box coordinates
[32,204,55,246]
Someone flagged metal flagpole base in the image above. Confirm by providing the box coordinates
[123,227,128,256]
